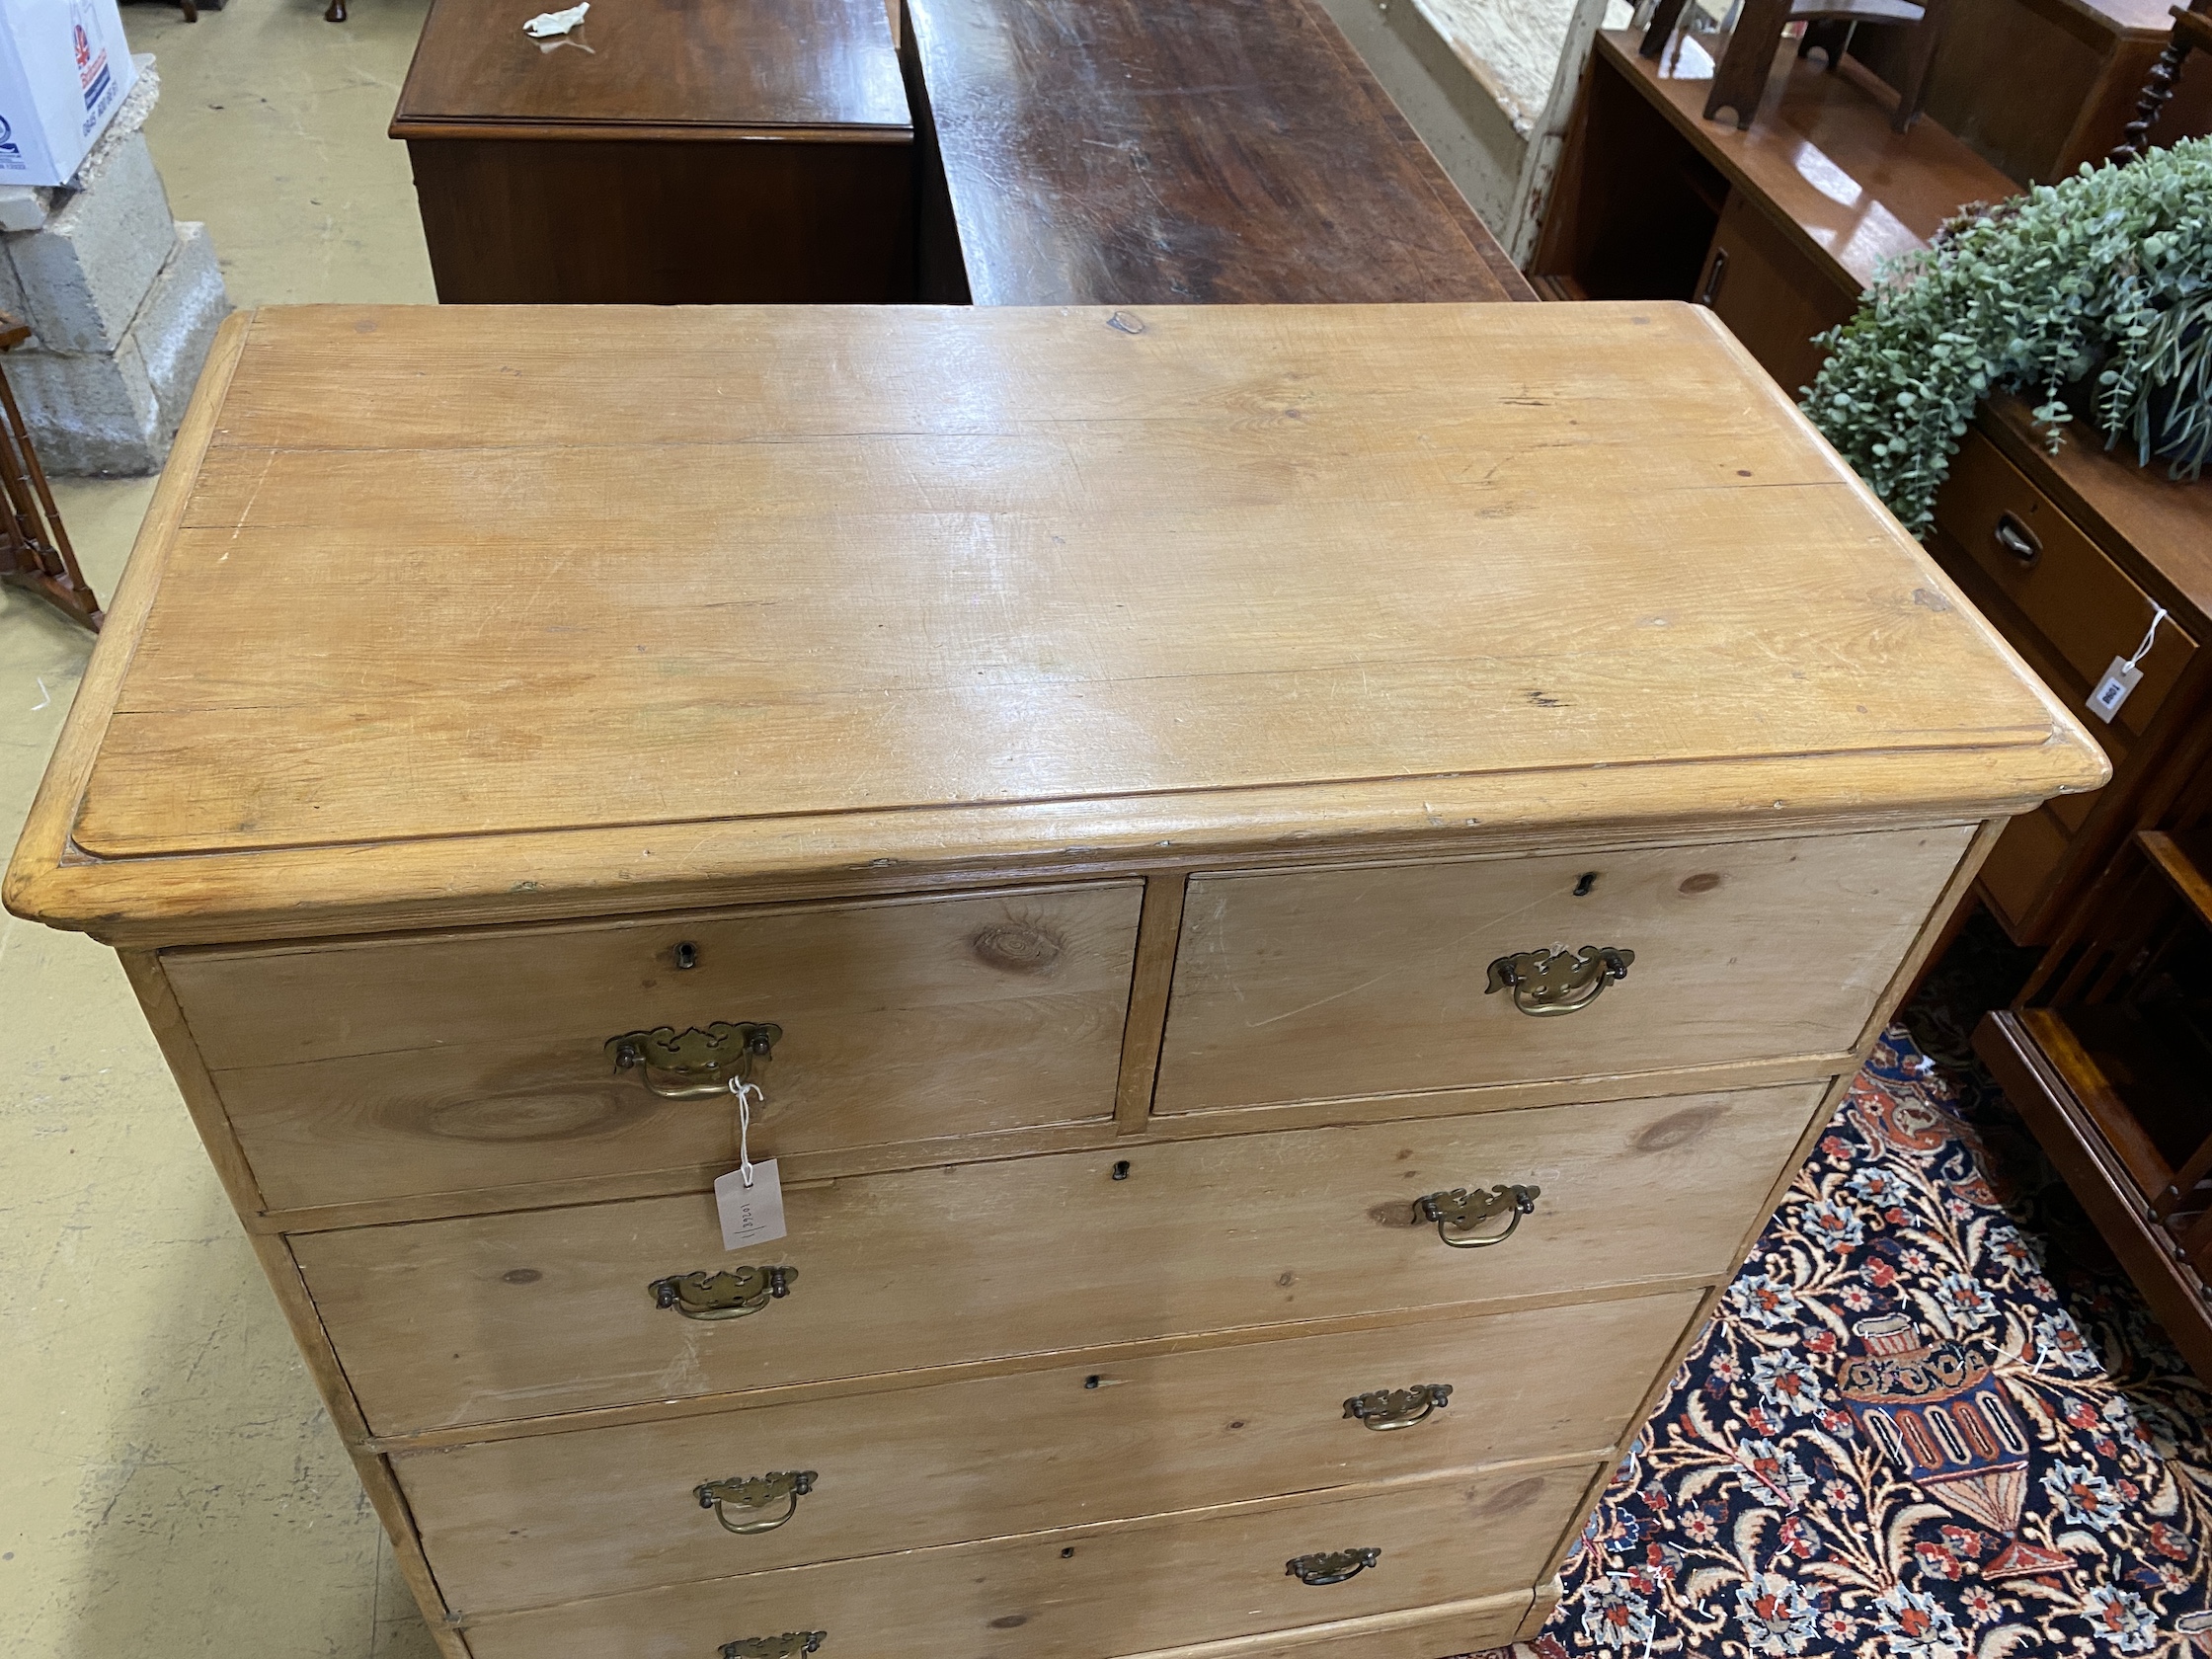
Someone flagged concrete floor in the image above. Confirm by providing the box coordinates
[0,4,1519,1654]
[3,7,437,1655]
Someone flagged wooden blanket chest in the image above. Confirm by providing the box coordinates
[5,303,2103,1659]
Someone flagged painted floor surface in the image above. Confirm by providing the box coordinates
[1462,1005,2212,1659]
[1,7,437,1655]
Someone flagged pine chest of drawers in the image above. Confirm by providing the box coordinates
[5,302,2104,1659]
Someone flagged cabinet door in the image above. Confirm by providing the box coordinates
[1696,190,1856,400]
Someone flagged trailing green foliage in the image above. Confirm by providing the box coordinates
[1800,135,2212,535]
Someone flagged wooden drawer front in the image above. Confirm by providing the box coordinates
[1153,829,1968,1113]
[296,1084,1821,1434]
[166,883,1142,1212]
[1978,800,2073,939]
[1935,428,2196,742]
[458,1462,1590,1659]
[395,1291,1694,1614]
[1699,189,1854,401]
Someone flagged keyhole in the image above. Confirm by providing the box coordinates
[1572,872,1598,897]
[674,941,699,970]
[1111,1160,1131,1181]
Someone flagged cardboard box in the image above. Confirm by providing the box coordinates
[0,0,136,187]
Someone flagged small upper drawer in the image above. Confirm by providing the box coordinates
[1934,428,2195,741]
[395,1293,1694,1614]
[292,1082,1823,1435]
[167,883,1143,1212]
[1152,828,1971,1115]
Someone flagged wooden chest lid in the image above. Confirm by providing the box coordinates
[7,303,2105,943]
[390,0,910,137]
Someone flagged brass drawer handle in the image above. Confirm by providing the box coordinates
[1417,1184,1540,1248]
[1994,511,2041,567]
[1343,1383,1453,1430]
[1486,946,1632,1016]
[1287,1548,1381,1586]
[698,1469,817,1534]
[606,1021,782,1099]
[650,1266,797,1320]
[720,1634,826,1659]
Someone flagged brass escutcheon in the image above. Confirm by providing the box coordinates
[1342,1383,1453,1430]
[697,1469,817,1535]
[1485,945,1633,1017]
[1286,1547,1382,1586]
[719,1633,826,1659]
[649,1266,797,1320]
[605,1021,783,1098]
[1416,1184,1540,1249]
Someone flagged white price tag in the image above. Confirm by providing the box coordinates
[2087,604,2168,725]
[2087,656,2142,724]
[715,1074,787,1247]
[716,1159,787,1249]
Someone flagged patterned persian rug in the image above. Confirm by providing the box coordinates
[1455,997,2212,1659]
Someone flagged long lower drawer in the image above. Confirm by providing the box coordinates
[395,1291,1696,1615]
[296,1083,1824,1434]
[457,1462,1595,1659]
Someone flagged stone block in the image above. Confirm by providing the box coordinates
[3,130,176,354]
[0,188,44,234]
[137,222,229,436]
[3,332,161,475]
[5,221,232,475]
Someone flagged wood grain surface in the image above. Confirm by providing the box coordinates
[904,0,1528,303]
[291,1083,1825,1434]
[3,302,2107,947]
[1154,826,1972,1111]
[455,1463,1593,1658]
[393,0,909,133]
[392,1292,1695,1612]
[1584,33,2012,292]
[167,883,1140,1211]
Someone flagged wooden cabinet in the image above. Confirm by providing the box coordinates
[1922,399,2212,943]
[1533,31,2010,389]
[1852,0,2212,183]
[3,302,2102,1657]
[1977,734,2212,1382]
[390,0,915,303]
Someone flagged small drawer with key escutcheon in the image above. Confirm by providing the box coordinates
[1153,829,1974,1114]
[162,881,1143,1215]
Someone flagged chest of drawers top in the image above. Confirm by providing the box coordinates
[6,302,2101,948]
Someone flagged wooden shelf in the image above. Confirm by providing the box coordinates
[1596,29,2012,294]
[2142,828,2212,931]
[1977,1010,2212,1380]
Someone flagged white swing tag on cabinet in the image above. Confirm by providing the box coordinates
[2087,657,2144,724]
[716,1160,787,1249]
